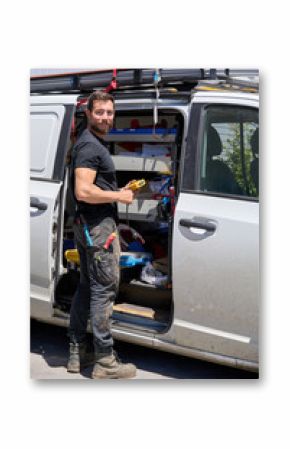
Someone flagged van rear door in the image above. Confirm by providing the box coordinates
[30,100,75,319]
[172,93,259,365]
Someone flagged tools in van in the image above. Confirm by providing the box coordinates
[148,175,175,220]
[149,175,171,197]
[117,224,145,251]
[120,252,152,268]
[140,261,168,287]
[65,249,80,265]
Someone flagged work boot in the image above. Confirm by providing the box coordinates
[91,351,136,379]
[67,342,95,373]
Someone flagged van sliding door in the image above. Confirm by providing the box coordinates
[171,96,259,366]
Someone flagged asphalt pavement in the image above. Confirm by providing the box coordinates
[30,319,258,380]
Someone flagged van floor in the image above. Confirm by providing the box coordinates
[54,271,172,333]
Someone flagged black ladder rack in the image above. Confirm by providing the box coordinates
[30,68,259,95]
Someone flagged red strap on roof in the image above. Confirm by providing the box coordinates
[105,68,117,92]
[77,98,88,108]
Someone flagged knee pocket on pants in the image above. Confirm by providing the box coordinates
[92,251,119,286]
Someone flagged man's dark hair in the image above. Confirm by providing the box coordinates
[87,91,114,111]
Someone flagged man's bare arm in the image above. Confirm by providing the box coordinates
[75,168,134,205]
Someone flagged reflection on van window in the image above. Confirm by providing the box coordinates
[200,106,259,198]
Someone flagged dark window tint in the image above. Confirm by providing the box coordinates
[200,106,259,198]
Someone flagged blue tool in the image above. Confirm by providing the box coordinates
[83,224,93,247]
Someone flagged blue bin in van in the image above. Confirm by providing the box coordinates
[120,252,152,268]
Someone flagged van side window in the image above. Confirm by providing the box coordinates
[30,105,65,179]
[200,106,259,198]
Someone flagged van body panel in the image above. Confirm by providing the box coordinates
[31,295,54,320]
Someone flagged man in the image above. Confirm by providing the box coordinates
[67,91,136,379]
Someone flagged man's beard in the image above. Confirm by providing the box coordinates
[90,122,112,136]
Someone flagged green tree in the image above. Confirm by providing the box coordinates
[223,123,257,197]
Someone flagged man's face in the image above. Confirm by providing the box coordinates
[87,100,114,136]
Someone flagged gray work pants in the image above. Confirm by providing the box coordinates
[68,217,120,354]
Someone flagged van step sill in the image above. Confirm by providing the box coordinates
[112,311,168,333]
[54,304,170,333]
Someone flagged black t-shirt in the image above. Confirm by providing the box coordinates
[70,128,118,224]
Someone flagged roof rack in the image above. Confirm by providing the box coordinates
[195,79,259,93]
[30,68,259,95]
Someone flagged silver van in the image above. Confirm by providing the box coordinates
[30,69,259,372]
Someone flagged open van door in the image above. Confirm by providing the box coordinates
[172,93,259,367]
[30,100,75,319]
[30,180,63,319]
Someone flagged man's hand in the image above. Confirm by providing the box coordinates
[118,189,134,204]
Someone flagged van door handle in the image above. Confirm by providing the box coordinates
[30,197,48,211]
[179,218,216,232]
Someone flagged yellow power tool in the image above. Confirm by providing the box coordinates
[127,179,146,191]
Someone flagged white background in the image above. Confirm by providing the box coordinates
[1,0,289,448]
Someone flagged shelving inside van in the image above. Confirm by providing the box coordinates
[55,105,185,333]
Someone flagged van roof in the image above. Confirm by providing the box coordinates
[193,89,259,102]
[30,94,79,105]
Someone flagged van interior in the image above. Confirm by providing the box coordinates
[54,99,185,333]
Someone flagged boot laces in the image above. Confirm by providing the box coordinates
[112,350,122,364]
